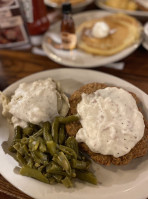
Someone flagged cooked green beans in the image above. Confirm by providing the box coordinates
[9,126,23,152]
[58,125,65,145]
[76,170,98,185]
[20,166,49,184]
[43,122,52,141]
[9,116,97,188]
[53,152,72,176]
[52,117,59,143]
[46,141,57,156]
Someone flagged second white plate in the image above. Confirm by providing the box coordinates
[42,10,142,68]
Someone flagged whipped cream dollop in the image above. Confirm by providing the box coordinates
[8,78,59,128]
[76,87,145,158]
[92,21,110,38]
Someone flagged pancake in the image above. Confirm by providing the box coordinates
[66,83,148,166]
[77,13,142,56]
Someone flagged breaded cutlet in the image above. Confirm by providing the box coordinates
[66,83,148,166]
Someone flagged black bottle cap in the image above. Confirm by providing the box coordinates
[62,2,72,14]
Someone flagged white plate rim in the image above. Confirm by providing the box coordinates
[1,68,148,199]
[96,0,148,17]
[42,10,142,68]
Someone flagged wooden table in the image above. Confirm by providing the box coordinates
[0,7,148,199]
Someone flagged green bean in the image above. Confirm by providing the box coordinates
[16,152,27,165]
[43,122,52,141]
[14,126,23,139]
[46,141,57,156]
[35,137,47,153]
[32,129,43,138]
[22,144,30,156]
[29,138,40,151]
[52,117,59,143]
[58,115,79,124]
[58,125,66,145]
[31,151,42,165]
[35,162,40,168]
[48,177,56,184]
[28,123,41,132]
[38,165,46,172]
[9,126,23,152]
[71,159,90,170]
[75,170,97,185]
[61,176,73,188]
[23,127,34,136]
[20,166,49,184]
[53,152,71,176]
[53,174,63,183]
[58,145,77,159]
[46,162,66,176]
[34,150,48,162]
[44,173,52,178]
[71,169,76,178]
[13,143,24,155]
[27,158,34,168]
[21,137,28,145]
[65,136,79,156]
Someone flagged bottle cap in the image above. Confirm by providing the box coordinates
[62,2,72,13]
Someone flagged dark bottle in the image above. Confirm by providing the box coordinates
[61,3,77,50]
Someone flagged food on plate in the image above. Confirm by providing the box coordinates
[76,13,141,56]
[66,83,148,166]
[9,116,97,187]
[0,78,97,187]
[0,78,69,128]
[49,0,85,5]
[105,0,138,11]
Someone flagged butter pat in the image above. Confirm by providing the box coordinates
[92,21,110,38]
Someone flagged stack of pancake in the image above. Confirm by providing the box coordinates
[77,13,141,56]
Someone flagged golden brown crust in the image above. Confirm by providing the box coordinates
[66,83,148,166]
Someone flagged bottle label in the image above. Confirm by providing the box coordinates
[61,32,77,50]
[21,0,33,23]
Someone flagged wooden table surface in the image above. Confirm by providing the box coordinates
[0,5,148,199]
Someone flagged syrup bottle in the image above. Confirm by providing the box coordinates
[61,3,77,50]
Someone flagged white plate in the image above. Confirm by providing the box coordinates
[42,10,142,68]
[1,68,148,199]
[96,0,148,19]
[44,0,94,12]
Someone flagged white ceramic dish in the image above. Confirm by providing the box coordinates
[0,68,148,199]
[96,0,148,19]
[42,10,142,68]
[44,0,94,12]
